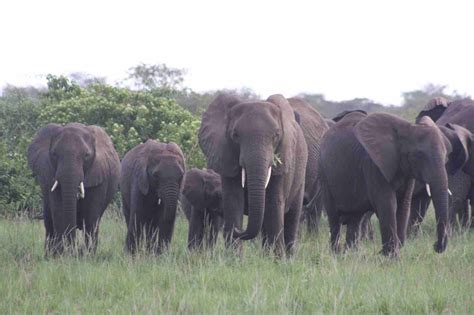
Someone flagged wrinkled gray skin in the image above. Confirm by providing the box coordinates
[181,168,223,250]
[199,93,308,257]
[27,123,120,256]
[120,140,185,255]
[320,112,451,256]
[287,97,329,235]
[411,98,474,233]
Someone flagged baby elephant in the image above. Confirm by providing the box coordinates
[181,168,223,250]
[121,140,185,254]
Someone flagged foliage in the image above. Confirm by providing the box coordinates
[125,63,186,91]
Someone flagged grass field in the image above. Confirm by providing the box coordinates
[1,209,473,314]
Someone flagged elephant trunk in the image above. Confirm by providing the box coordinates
[161,182,180,235]
[56,176,79,249]
[428,167,449,253]
[233,163,269,240]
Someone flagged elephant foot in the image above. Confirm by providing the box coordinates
[434,239,447,253]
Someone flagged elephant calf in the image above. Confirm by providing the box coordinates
[120,140,185,255]
[181,168,223,250]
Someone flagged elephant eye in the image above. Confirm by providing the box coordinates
[232,131,240,141]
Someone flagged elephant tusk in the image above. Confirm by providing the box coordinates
[265,167,272,189]
[158,198,161,205]
[51,180,59,192]
[241,169,246,188]
[426,184,431,197]
[79,182,85,199]
[448,189,452,196]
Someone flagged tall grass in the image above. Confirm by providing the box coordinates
[1,209,473,314]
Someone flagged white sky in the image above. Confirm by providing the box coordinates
[0,0,473,105]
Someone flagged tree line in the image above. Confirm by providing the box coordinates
[0,63,470,215]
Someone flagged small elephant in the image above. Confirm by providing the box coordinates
[181,168,223,250]
[199,93,308,257]
[320,112,452,256]
[120,140,185,254]
[27,123,120,255]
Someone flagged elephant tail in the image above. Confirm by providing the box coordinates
[304,172,325,215]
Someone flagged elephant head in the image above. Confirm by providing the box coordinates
[133,140,185,209]
[199,93,300,240]
[438,124,473,176]
[182,168,222,217]
[416,97,449,123]
[27,123,119,247]
[354,114,451,252]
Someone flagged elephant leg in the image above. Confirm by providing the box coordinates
[458,199,469,229]
[148,220,160,254]
[43,195,55,256]
[396,179,415,246]
[306,202,322,236]
[373,192,398,256]
[188,207,205,250]
[126,194,144,255]
[284,188,304,256]
[325,194,341,253]
[221,176,245,249]
[359,212,374,241]
[157,206,176,254]
[345,213,364,249]
[206,213,221,249]
[262,179,285,257]
[126,215,142,255]
[81,187,107,254]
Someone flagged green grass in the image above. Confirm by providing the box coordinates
[1,209,473,314]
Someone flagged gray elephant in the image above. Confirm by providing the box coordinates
[412,98,474,232]
[199,93,308,256]
[27,123,120,255]
[120,140,185,254]
[320,112,452,256]
[287,97,329,234]
[181,168,223,250]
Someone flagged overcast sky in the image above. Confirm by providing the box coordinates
[1,0,473,105]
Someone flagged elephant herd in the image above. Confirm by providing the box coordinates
[26,94,474,258]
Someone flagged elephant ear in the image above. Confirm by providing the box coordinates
[166,142,186,172]
[131,141,153,195]
[266,94,299,175]
[27,124,62,186]
[445,123,472,173]
[355,113,407,182]
[84,125,120,188]
[199,93,241,177]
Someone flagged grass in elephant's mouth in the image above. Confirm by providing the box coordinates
[1,208,473,314]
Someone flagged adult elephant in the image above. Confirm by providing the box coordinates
[181,168,223,250]
[120,140,185,254]
[412,98,474,231]
[199,93,308,256]
[27,123,120,255]
[287,97,329,235]
[320,112,451,256]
